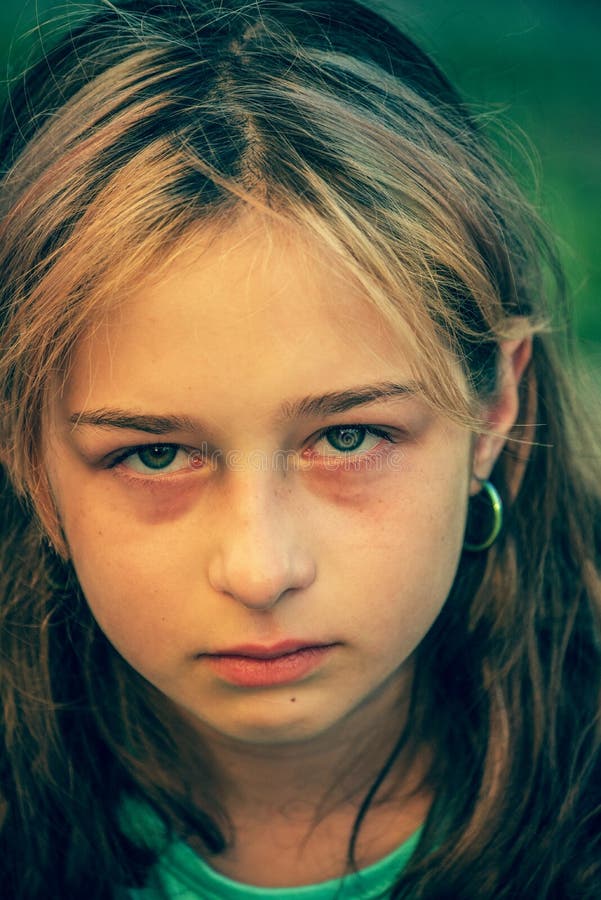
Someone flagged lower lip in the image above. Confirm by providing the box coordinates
[203,646,335,687]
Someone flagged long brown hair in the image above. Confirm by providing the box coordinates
[1,2,600,897]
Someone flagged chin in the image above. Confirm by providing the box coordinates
[186,703,340,747]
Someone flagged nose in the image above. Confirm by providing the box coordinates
[207,473,316,610]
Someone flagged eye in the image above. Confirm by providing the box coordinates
[114,444,194,475]
[311,425,393,457]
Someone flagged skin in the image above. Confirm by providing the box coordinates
[44,213,529,884]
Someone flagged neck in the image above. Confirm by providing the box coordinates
[176,673,432,886]
[184,668,430,826]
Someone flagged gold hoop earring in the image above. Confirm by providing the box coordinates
[463,479,503,552]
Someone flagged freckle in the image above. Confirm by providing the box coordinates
[290,697,296,702]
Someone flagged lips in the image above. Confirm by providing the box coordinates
[200,640,338,688]
[208,639,335,660]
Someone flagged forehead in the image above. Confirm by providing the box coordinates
[64,216,421,417]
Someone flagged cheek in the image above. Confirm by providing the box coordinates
[328,462,469,641]
[51,481,189,663]
[72,543,174,662]
[320,455,467,566]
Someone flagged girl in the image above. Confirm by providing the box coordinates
[1,1,600,897]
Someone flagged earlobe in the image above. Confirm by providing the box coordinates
[471,337,532,490]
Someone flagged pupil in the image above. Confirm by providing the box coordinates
[328,427,365,452]
[138,445,178,469]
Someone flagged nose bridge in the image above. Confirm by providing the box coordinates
[207,467,314,609]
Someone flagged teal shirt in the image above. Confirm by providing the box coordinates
[121,800,421,899]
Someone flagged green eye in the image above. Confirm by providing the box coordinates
[325,427,366,452]
[136,445,179,470]
[114,443,195,477]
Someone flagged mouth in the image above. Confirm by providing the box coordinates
[208,640,337,660]
[199,640,339,688]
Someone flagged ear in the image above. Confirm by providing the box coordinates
[471,337,532,493]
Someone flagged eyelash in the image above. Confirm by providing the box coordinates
[306,425,396,466]
[109,444,194,476]
[108,424,398,479]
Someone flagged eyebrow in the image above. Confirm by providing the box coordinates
[68,381,419,434]
[278,381,418,418]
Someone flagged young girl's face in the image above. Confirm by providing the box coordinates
[45,216,475,748]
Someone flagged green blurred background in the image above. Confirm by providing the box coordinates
[1,0,599,371]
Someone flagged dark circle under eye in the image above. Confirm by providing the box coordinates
[137,445,178,470]
[326,426,366,452]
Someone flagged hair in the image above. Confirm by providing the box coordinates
[1,1,600,897]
